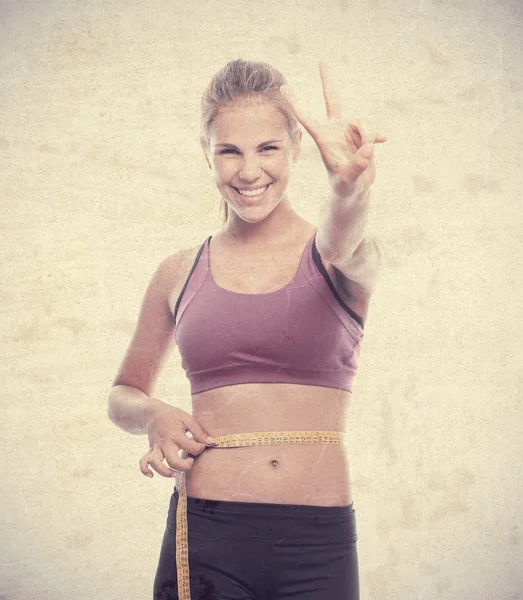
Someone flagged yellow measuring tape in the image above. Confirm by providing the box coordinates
[175,430,345,600]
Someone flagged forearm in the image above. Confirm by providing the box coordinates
[107,384,165,435]
[317,186,371,267]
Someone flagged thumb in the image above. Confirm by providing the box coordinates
[280,84,322,143]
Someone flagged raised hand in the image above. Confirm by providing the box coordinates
[281,61,387,198]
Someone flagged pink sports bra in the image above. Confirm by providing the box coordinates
[173,230,364,395]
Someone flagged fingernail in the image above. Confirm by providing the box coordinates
[171,471,179,478]
[206,437,217,444]
[146,473,153,478]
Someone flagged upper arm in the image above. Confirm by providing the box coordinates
[112,255,179,396]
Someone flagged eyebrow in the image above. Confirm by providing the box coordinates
[215,139,283,149]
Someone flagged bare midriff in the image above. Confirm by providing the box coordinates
[185,381,353,507]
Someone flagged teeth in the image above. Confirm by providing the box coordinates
[236,185,269,197]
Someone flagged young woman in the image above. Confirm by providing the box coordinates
[108,58,387,600]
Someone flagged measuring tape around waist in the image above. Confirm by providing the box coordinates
[174,430,345,600]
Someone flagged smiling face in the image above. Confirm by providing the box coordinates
[205,98,301,223]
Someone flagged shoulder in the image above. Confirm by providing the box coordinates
[155,241,208,315]
[319,256,371,324]
[293,223,369,325]
[156,242,205,279]
[315,233,382,325]
[332,264,372,322]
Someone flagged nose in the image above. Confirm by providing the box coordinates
[238,156,262,182]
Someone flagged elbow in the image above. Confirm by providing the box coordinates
[315,234,344,266]
[106,385,122,425]
[107,398,117,425]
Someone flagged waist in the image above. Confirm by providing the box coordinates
[185,430,352,506]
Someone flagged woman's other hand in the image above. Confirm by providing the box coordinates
[139,400,217,479]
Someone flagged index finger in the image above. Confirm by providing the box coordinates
[139,446,176,478]
[280,85,323,142]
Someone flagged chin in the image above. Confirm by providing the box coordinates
[234,206,275,223]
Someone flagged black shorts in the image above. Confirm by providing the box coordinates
[153,486,359,600]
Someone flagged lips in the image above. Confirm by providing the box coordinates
[232,183,272,206]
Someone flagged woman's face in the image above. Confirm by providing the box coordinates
[206,98,301,223]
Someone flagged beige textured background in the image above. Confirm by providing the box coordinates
[1,0,522,598]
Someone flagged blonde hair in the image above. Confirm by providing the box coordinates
[200,59,301,224]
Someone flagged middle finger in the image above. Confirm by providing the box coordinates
[319,61,343,120]
[162,446,196,473]
[148,445,185,478]
[349,119,376,146]
[349,119,387,146]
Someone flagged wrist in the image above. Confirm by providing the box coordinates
[144,397,168,428]
[329,178,369,203]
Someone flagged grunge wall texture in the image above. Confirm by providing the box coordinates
[1,1,522,598]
